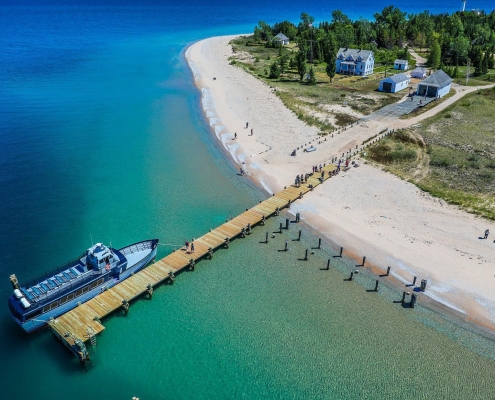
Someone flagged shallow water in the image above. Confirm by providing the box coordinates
[1,3,495,399]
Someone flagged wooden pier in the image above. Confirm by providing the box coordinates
[49,164,337,360]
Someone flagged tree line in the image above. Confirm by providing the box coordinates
[254,8,495,79]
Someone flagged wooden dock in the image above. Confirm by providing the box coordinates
[49,164,337,360]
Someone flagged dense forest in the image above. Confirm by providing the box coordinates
[253,7,495,78]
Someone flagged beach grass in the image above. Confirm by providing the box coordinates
[230,36,403,132]
[365,87,495,220]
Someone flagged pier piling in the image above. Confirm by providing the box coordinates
[374,279,379,292]
[279,223,283,234]
[285,218,290,230]
[189,259,195,271]
[386,266,391,276]
[265,232,269,243]
[304,248,309,260]
[326,259,330,270]
[410,294,418,308]
[297,230,302,241]
[420,279,427,292]
[122,299,129,314]
[412,276,417,286]
[401,291,410,304]
[295,212,300,223]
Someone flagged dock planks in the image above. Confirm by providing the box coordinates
[49,164,337,357]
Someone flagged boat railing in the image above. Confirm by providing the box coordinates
[20,254,85,289]
[119,240,153,256]
[24,271,90,304]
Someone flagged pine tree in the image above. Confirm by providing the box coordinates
[428,40,441,69]
[307,66,316,85]
[296,49,307,81]
[481,52,489,75]
[289,57,295,69]
[279,55,288,74]
[487,48,495,69]
[269,61,281,79]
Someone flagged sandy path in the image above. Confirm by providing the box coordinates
[186,36,495,331]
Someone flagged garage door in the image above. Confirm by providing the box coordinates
[383,82,392,92]
[427,86,437,97]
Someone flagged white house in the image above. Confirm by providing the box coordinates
[411,66,427,79]
[335,48,374,76]
[394,59,408,70]
[273,32,289,46]
[379,73,411,93]
[416,70,452,98]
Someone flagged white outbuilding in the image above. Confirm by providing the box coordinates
[417,69,452,98]
[411,67,427,79]
[394,59,408,70]
[273,32,289,46]
[379,73,411,93]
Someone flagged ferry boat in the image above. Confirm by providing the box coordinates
[8,239,158,333]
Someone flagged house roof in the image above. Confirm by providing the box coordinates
[382,73,410,84]
[274,32,289,41]
[412,67,427,73]
[419,70,452,87]
[394,59,408,64]
[337,48,373,62]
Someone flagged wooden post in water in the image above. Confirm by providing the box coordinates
[284,241,288,252]
[122,299,129,314]
[361,256,366,266]
[295,212,300,223]
[401,291,409,304]
[285,218,290,230]
[304,248,309,260]
[189,259,195,271]
[420,279,427,291]
[410,294,417,308]
[386,266,391,276]
[261,215,266,226]
[412,276,417,286]
[317,238,322,249]
[265,232,269,243]
[349,271,354,281]
[374,279,379,292]
[275,207,280,216]
[279,223,283,234]
[326,259,330,270]
[147,283,154,298]
[339,247,343,257]
[168,271,175,284]
[240,228,246,238]
[207,247,213,259]
[224,237,230,249]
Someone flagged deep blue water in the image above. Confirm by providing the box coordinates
[2,2,495,399]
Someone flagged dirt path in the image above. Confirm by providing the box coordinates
[408,48,427,67]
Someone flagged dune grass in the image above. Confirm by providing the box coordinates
[365,87,495,220]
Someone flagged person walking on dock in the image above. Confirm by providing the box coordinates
[190,242,195,253]
[185,240,189,252]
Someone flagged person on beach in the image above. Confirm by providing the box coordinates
[234,132,237,139]
[250,128,253,135]
[240,168,244,176]
[484,229,489,239]
[246,122,249,128]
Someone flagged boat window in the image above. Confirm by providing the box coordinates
[82,286,89,294]
[26,309,42,321]
[59,296,68,305]
[75,288,83,297]
[67,293,75,301]
[90,282,97,289]
[43,301,58,313]
[97,278,104,286]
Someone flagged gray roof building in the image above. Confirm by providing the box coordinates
[274,32,289,41]
[421,70,452,87]
[412,67,427,74]
[387,73,410,83]
[337,48,373,62]
[394,59,408,65]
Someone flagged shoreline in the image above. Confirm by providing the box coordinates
[185,35,495,337]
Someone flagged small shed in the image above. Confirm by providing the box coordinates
[273,32,289,46]
[394,59,408,70]
[379,73,411,93]
[411,67,427,79]
[417,70,452,98]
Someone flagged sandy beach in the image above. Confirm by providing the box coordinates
[186,35,495,332]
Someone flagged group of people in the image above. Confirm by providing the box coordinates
[184,240,195,253]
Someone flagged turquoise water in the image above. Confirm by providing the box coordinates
[1,3,495,399]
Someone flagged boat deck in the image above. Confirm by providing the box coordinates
[49,164,337,359]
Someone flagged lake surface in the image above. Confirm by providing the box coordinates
[1,2,495,399]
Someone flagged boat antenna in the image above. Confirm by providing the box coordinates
[90,233,93,246]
